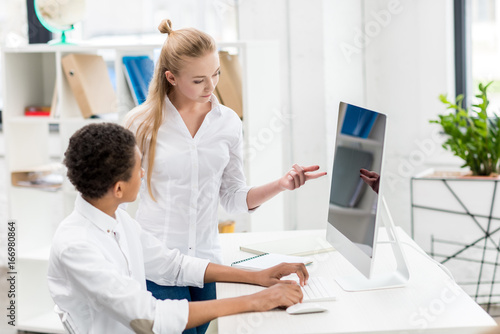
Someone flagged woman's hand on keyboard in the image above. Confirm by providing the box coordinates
[255,262,309,287]
[251,284,303,311]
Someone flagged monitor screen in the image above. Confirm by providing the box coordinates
[327,102,386,268]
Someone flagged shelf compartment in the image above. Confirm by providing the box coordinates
[4,122,50,171]
[9,187,64,251]
[3,52,56,119]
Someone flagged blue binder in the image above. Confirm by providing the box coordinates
[122,56,154,105]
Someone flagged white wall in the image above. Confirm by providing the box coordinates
[361,0,456,233]
[239,0,329,230]
[81,0,238,42]
[0,0,27,48]
[238,0,295,230]
[239,0,457,233]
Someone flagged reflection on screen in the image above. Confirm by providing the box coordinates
[327,103,386,258]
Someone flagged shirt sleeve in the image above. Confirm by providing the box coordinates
[141,229,210,287]
[219,122,257,214]
[53,241,190,334]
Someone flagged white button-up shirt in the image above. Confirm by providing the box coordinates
[127,95,252,264]
[48,195,209,334]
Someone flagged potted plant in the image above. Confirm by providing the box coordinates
[411,81,500,311]
[429,81,500,176]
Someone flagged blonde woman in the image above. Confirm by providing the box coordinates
[126,19,325,334]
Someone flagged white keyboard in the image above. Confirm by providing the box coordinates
[301,276,337,302]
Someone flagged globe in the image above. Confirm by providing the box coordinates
[34,0,86,44]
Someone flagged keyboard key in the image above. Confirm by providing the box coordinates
[302,277,337,302]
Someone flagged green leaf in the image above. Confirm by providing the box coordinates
[433,81,499,175]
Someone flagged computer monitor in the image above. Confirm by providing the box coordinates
[326,102,409,291]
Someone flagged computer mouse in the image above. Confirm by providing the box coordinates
[286,303,328,315]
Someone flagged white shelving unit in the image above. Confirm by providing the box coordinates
[1,41,281,333]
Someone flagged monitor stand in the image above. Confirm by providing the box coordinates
[335,196,410,291]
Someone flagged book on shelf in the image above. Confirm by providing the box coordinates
[61,54,117,118]
[216,51,243,118]
[341,104,378,139]
[122,56,155,106]
[24,106,51,117]
[330,146,373,208]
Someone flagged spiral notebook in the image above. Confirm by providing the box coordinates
[231,253,312,271]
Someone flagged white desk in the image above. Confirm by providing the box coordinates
[216,228,497,334]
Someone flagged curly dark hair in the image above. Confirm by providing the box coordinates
[64,123,137,199]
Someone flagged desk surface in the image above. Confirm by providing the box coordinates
[216,228,496,334]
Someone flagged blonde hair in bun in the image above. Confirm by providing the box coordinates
[126,19,217,201]
[158,19,173,35]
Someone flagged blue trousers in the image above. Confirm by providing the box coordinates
[146,280,216,334]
